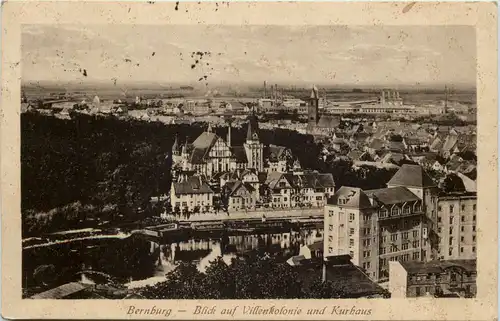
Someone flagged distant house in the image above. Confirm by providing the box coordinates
[224,180,257,211]
[170,174,215,213]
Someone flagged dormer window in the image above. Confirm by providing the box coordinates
[338,198,346,205]
[391,206,400,216]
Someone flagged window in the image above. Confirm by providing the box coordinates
[461,226,465,232]
[328,247,333,253]
[363,239,371,247]
[473,236,476,242]
[448,248,453,256]
[338,198,346,205]
[449,237,453,246]
[366,262,371,269]
[380,258,387,266]
[412,252,420,260]
[363,250,371,258]
[349,251,354,257]
[449,216,454,224]
[413,230,419,238]
[349,239,354,246]
[402,243,409,250]
[349,213,355,221]
[391,234,398,241]
[461,236,464,242]
[449,227,453,235]
[416,287,421,297]
[365,228,371,235]
[328,236,333,242]
[461,204,465,211]
[450,205,454,213]
[349,228,355,235]
[379,209,388,218]
[461,247,464,253]
[403,206,410,214]
[402,232,409,239]
[329,225,333,231]
[473,204,476,211]
[382,236,387,243]
[461,215,465,222]
[438,206,442,212]
[472,226,476,232]
[438,227,442,233]
[438,216,442,223]
[472,246,476,253]
[380,247,386,254]
[413,240,420,248]
[328,210,334,217]
[473,215,476,221]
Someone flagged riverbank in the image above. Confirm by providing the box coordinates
[164,208,324,223]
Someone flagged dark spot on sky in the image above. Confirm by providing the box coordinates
[204,75,208,80]
[215,8,218,11]
[152,52,155,56]
[175,1,179,10]
[191,64,196,69]
[82,69,88,77]
[147,0,155,4]
[195,60,199,64]
[206,63,210,66]
[136,63,140,66]
[185,9,188,12]
[244,52,247,55]
[218,53,222,56]
[128,7,131,13]
[125,58,132,63]
[198,77,204,81]
[79,68,82,72]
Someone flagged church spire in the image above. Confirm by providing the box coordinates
[207,122,213,133]
[172,135,180,155]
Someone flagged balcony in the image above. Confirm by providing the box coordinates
[378,209,424,221]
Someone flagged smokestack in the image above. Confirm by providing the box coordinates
[264,81,267,99]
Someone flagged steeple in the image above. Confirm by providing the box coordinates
[207,123,213,133]
[181,139,188,156]
[172,135,180,156]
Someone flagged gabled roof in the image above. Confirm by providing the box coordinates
[387,164,436,188]
[229,146,248,163]
[265,145,289,162]
[192,131,218,149]
[365,186,420,205]
[226,180,255,196]
[328,186,373,209]
[173,176,214,195]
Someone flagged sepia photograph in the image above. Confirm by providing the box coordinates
[20,23,478,300]
[1,1,497,320]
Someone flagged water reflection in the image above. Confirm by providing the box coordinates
[25,227,323,291]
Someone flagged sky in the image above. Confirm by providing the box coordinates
[22,25,476,88]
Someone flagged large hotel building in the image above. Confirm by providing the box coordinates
[323,165,439,281]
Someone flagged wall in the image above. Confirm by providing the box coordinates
[388,261,408,298]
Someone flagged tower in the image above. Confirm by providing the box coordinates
[308,85,319,126]
[244,113,264,171]
[181,139,189,171]
[172,135,182,164]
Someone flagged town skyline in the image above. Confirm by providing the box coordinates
[22,25,476,88]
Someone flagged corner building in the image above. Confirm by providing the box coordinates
[324,165,437,282]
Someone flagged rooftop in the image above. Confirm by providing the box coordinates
[365,186,420,205]
[328,186,373,209]
[400,259,477,274]
[387,164,436,188]
[30,282,91,299]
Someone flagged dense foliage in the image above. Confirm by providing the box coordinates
[139,254,349,299]
[21,113,321,236]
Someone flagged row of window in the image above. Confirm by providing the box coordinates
[379,252,419,267]
[380,231,419,243]
[444,235,477,246]
[438,203,477,213]
[438,225,476,234]
[438,215,477,224]
[380,240,420,254]
[440,246,476,256]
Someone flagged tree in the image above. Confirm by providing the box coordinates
[441,173,466,194]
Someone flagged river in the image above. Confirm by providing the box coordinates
[22,226,324,294]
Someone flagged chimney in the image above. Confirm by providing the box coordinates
[264,81,267,99]
[227,123,232,147]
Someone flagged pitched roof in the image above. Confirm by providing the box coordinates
[173,176,214,195]
[192,131,218,149]
[387,164,436,188]
[265,145,289,162]
[229,146,248,163]
[328,186,373,209]
[365,186,420,205]
[246,114,259,141]
[368,138,385,150]
[310,86,319,99]
[400,259,476,274]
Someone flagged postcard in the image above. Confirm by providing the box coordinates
[1,1,497,320]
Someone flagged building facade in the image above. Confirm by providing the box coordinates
[389,259,477,298]
[323,165,436,282]
[435,194,477,260]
